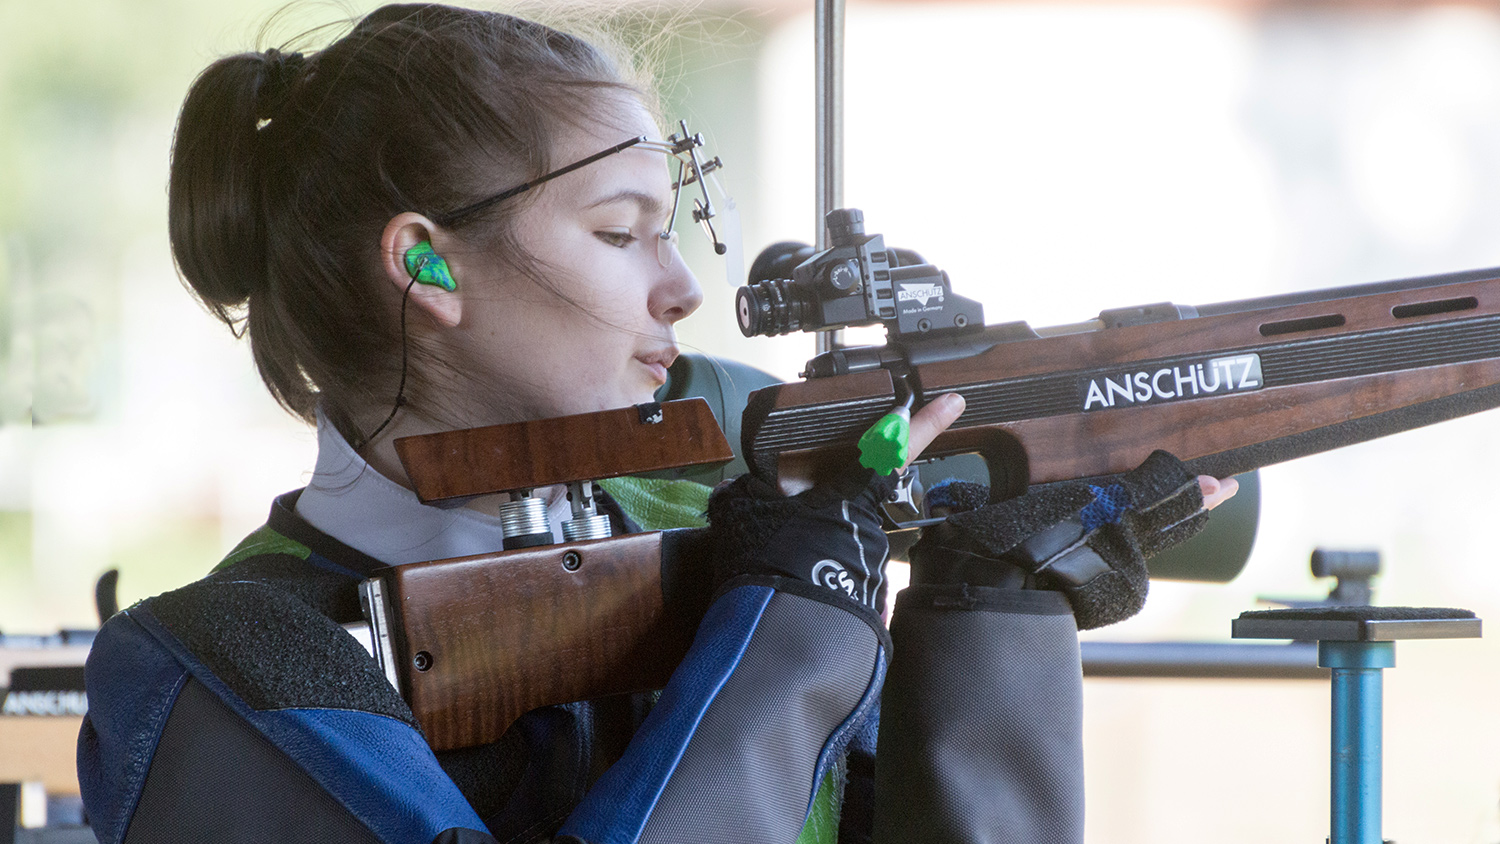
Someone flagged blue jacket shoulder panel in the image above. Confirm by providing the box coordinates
[121,676,386,844]
[79,576,493,843]
[77,609,190,844]
[143,574,409,717]
[77,491,653,844]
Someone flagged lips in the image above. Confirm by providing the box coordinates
[635,347,678,385]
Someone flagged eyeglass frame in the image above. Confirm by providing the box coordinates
[430,120,727,261]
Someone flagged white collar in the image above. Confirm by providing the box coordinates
[294,409,568,565]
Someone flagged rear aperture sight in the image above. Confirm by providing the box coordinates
[736,208,984,340]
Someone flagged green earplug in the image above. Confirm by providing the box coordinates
[858,407,911,476]
[403,241,457,292]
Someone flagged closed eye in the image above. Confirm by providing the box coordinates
[595,229,637,248]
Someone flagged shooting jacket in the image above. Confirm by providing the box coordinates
[77,484,875,844]
[78,414,1088,844]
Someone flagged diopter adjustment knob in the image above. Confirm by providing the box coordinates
[826,208,865,247]
[824,259,860,294]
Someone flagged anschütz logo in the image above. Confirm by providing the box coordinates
[1,689,88,716]
[896,283,945,307]
[1080,354,1264,412]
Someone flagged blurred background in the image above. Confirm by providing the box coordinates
[4,0,1500,840]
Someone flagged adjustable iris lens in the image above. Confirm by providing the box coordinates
[736,285,766,336]
[736,278,812,337]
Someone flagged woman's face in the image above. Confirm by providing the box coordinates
[449,98,705,423]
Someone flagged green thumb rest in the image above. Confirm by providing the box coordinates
[858,410,911,476]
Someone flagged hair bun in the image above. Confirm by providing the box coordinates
[257,48,307,123]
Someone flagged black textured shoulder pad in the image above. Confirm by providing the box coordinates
[146,575,412,723]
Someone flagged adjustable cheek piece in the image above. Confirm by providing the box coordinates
[403,241,457,291]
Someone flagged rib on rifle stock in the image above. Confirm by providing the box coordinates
[368,266,1500,752]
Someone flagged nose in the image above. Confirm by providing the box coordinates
[650,247,704,324]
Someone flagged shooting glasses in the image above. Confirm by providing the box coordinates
[432,119,730,269]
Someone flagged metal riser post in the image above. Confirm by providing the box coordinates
[1320,640,1395,844]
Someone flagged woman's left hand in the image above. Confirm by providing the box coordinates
[1199,475,1239,511]
[917,394,1240,514]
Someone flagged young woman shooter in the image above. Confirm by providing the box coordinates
[77,5,1234,843]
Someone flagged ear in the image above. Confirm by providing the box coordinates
[380,212,463,328]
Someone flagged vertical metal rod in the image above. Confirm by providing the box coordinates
[814,0,844,355]
[1320,641,1393,844]
[1330,667,1383,844]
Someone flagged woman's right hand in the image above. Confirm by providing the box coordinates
[706,467,892,612]
[707,392,968,611]
[904,392,966,469]
[775,392,967,496]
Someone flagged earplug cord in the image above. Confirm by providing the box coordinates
[356,266,422,451]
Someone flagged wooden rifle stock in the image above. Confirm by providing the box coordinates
[743,267,1500,494]
[361,531,702,752]
[361,399,728,752]
[365,267,1500,753]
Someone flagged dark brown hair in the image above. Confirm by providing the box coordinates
[168,3,648,436]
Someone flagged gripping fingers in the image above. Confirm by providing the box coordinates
[1199,475,1239,511]
[905,394,966,470]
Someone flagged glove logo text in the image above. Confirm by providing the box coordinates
[812,559,860,601]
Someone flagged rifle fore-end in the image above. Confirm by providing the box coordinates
[365,531,694,752]
[744,273,1500,490]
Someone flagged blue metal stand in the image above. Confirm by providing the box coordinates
[1319,640,1394,844]
[1232,605,1480,844]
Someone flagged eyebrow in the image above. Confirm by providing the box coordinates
[585,189,667,219]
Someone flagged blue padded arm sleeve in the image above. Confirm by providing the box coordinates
[558,578,887,844]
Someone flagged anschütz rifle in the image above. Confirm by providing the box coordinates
[736,209,1500,493]
[358,208,1500,752]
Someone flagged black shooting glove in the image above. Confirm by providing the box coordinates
[704,469,896,614]
[910,450,1206,630]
